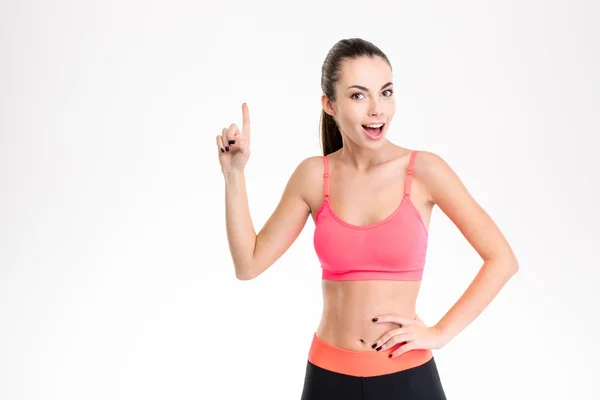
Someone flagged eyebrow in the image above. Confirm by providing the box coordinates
[347,82,394,92]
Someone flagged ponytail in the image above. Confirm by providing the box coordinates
[320,109,343,156]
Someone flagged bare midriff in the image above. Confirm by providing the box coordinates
[315,279,421,351]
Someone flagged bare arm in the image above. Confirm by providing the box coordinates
[225,159,312,280]
[418,151,519,344]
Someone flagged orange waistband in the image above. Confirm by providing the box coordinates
[308,332,433,377]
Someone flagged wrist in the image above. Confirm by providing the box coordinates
[433,324,452,347]
[223,169,245,181]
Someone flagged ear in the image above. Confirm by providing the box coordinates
[321,93,336,118]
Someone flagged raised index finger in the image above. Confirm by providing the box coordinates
[241,102,250,136]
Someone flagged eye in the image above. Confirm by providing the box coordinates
[351,90,394,100]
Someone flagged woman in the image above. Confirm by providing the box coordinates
[217,38,519,399]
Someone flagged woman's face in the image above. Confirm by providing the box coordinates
[322,56,396,149]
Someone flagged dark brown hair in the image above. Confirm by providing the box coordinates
[320,38,392,156]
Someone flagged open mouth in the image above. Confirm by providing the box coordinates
[362,123,385,138]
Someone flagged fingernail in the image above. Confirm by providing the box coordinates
[221,148,225,153]
[376,346,382,351]
[225,146,229,151]
[371,343,377,349]
[228,140,235,145]
[388,354,393,358]
[372,318,378,322]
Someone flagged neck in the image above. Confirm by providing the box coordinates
[338,140,393,173]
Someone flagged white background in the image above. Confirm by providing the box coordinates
[1,0,599,398]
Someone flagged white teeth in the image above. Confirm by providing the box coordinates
[364,124,383,128]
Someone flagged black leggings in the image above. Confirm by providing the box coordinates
[300,356,447,400]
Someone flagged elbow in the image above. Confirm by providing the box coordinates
[506,257,519,276]
[236,271,257,281]
[510,254,520,273]
[486,255,519,278]
[235,263,259,281]
[498,250,519,275]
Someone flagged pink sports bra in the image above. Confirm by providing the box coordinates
[313,150,429,281]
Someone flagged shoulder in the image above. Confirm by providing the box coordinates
[412,149,447,171]
[284,155,326,206]
[291,155,325,178]
[411,150,461,203]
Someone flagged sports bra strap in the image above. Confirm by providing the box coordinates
[323,155,330,199]
[404,151,417,197]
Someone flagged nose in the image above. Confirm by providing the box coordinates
[368,98,383,117]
